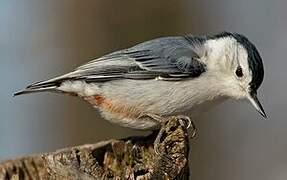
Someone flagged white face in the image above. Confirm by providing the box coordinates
[203,35,266,118]
[204,37,253,100]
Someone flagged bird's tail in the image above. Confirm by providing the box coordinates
[14,77,66,96]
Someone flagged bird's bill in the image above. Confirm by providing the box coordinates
[247,91,267,119]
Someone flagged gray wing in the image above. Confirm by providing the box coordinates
[69,36,206,82]
[22,36,206,92]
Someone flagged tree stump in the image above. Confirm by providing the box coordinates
[0,116,196,180]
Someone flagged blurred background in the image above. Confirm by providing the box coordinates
[0,0,286,179]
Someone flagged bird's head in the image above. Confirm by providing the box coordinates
[203,32,266,118]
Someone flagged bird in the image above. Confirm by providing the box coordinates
[14,32,266,130]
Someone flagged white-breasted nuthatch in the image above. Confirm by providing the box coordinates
[14,32,266,130]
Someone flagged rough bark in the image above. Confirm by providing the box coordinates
[0,116,196,180]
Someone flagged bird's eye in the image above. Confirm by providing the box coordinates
[235,66,243,77]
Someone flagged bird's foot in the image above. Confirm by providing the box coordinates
[176,115,197,138]
[153,115,196,155]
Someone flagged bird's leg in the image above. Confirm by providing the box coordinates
[137,113,169,154]
[137,113,166,124]
[153,128,164,155]
[138,114,196,155]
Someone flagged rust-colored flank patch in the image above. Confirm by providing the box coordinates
[85,95,140,119]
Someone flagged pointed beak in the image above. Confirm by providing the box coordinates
[247,91,267,119]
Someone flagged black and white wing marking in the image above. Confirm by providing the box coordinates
[73,36,206,82]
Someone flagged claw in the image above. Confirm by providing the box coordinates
[153,130,163,155]
[177,115,192,129]
[154,144,160,155]
[177,115,197,138]
[131,144,141,158]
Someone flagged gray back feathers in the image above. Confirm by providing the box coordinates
[15,35,207,96]
[75,36,206,81]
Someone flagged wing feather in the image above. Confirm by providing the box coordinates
[65,36,206,81]
[15,35,207,96]
[27,36,207,89]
